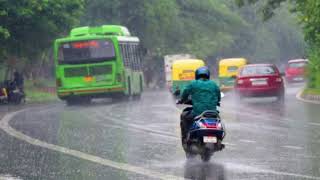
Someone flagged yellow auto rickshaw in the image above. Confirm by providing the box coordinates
[171,59,205,96]
[219,58,248,91]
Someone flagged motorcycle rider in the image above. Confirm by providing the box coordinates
[13,71,24,92]
[178,66,221,142]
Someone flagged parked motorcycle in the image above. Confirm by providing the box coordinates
[0,80,25,105]
[178,100,225,162]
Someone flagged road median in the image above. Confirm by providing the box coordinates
[296,88,320,105]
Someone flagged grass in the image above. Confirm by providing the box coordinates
[303,88,320,96]
[24,79,56,89]
[24,79,58,103]
[25,88,58,103]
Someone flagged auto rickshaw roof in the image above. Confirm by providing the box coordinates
[219,58,247,65]
[172,59,205,68]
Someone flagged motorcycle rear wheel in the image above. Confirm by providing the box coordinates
[185,151,196,159]
[201,148,212,162]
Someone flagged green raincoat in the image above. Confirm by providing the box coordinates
[181,79,221,116]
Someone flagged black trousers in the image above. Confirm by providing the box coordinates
[180,108,195,140]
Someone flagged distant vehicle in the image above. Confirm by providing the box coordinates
[54,25,144,105]
[218,58,248,91]
[234,64,285,102]
[164,54,195,91]
[285,59,308,83]
[171,59,205,95]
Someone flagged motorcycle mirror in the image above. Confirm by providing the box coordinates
[175,99,181,105]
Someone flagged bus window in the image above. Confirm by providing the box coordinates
[120,44,128,67]
[137,45,143,71]
[129,44,134,70]
[59,40,115,64]
[133,45,138,71]
[124,44,130,68]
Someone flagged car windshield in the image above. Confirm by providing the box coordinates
[58,39,115,64]
[289,62,307,68]
[241,66,276,76]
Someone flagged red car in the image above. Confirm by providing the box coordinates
[285,59,308,83]
[235,64,285,101]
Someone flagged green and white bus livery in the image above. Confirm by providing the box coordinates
[54,25,144,104]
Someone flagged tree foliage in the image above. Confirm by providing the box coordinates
[83,0,246,58]
[236,0,320,88]
[0,0,306,84]
[0,0,84,75]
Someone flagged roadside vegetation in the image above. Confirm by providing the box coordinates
[1,0,317,92]
[303,88,320,96]
[237,0,320,94]
[24,80,57,103]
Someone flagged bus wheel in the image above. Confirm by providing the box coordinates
[66,97,91,106]
[66,98,77,106]
[81,97,92,104]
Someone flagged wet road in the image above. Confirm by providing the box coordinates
[0,83,320,180]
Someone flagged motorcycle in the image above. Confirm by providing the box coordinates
[178,100,225,162]
[0,80,25,105]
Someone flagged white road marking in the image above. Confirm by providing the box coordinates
[2,105,318,179]
[308,122,320,126]
[0,109,185,180]
[239,139,256,143]
[282,145,303,150]
[0,174,22,180]
[96,111,238,146]
[225,162,320,179]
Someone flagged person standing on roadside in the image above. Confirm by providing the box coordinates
[13,71,24,92]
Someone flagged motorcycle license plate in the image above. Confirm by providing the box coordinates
[203,136,217,143]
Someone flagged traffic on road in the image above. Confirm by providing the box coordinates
[1,1,320,180]
[0,83,319,179]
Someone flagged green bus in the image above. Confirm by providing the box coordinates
[54,25,144,104]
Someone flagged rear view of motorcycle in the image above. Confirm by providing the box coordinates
[178,100,225,162]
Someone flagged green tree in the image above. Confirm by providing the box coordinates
[236,0,320,88]
[0,0,84,78]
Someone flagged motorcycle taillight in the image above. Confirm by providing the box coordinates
[198,122,207,128]
[204,123,217,129]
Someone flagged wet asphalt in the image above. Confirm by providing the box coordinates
[0,83,320,180]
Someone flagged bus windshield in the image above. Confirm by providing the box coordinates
[58,39,115,64]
